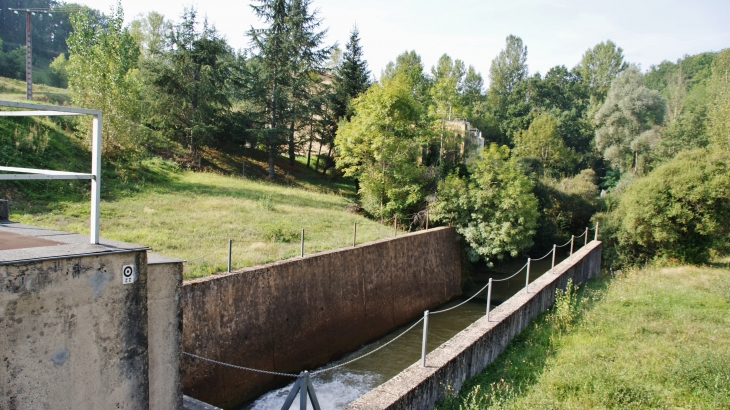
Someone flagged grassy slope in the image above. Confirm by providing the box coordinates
[0,76,70,105]
[12,170,394,278]
[1,76,395,278]
[438,264,730,409]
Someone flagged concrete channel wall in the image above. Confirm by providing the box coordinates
[181,227,463,409]
[344,240,602,410]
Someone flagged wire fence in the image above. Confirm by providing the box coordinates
[183,222,600,408]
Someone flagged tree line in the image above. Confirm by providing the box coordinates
[3,0,729,267]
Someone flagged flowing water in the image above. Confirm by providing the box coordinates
[240,248,570,410]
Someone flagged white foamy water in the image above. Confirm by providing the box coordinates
[244,371,380,410]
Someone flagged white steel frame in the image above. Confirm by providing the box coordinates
[0,100,102,244]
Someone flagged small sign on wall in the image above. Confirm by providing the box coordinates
[122,265,137,285]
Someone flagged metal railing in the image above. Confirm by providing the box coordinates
[0,100,103,244]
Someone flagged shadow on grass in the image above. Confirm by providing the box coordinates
[436,272,612,410]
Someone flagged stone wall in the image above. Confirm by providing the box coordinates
[344,240,602,410]
[181,227,463,409]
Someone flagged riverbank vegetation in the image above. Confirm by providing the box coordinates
[437,263,730,409]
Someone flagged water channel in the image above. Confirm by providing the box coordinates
[240,247,572,410]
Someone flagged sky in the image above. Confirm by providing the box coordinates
[77,0,730,83]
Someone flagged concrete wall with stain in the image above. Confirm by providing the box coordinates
[148,254,184,410]
[181,227,463,409]
[344,240,602,410]
[0,251,151,409]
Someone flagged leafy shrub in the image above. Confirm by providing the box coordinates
[261,221,298,243]
[609,148,730,264]
[431,144,539,264]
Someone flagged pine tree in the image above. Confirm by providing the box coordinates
[333,26,371,121]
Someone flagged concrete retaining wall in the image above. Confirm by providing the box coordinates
[1,251,151,409]
[344,240,602,410]
[181,227,463,409]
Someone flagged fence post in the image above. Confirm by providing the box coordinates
[525,258,531,293]
[426,207,429,230]
[421,310,429,367]
[227,239,232,273]
[486,278,493,321]
[570,235,574,256]
[584,227,588,246]
[353,222,357,247]
[301,229,305,257]
[595,221,600,241]
[551,244,556,274]
[394,217,397,237]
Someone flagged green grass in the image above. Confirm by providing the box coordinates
[10,170,397,278]
[0,76,70,105]
[437,264,730,409]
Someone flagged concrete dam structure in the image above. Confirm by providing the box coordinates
[181,227,463,409]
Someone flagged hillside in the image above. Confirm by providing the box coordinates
[0,79,395,278]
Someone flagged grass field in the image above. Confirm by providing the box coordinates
[10,170,397,278]
[437,263,730,409]
[0,76,70,105]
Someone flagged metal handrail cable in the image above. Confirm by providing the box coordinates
[530,248,553,261]
[430,282,491,315]
[492,262,529,282]
[183,351,299,377]
[311,317,425,375]
[555,238,573,248]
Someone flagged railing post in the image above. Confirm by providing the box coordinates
[301,229,305,257]
[227,239,232,272]
[570,235,574,256]
[486,278,493,321]
[426,207,429,230]
[595,221,600,241]
[584,227,588,246]
[551,244,556,273]
[421,310,429,366]
[525,258,531,293]
[353,222,357,247]
[394,216,397,237]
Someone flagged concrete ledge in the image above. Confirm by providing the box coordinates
[344,241,602,410]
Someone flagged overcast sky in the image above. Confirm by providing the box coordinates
[78,0,729,83]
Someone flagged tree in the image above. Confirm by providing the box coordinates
[707,48,730,151]
[335,75,429,220]
[428,54,466,168]
[578,40,628,108]
[513,114,575,174]
[129,11,171,58]
[431,144,539,264]
[381,50,430,103]
[594,66,665,175]
[332,25,370,121]
[284,0,331,167]
[144,8,232,158]
[487,35,528,118]
[248,0,331,177]
[613,149,730,264]
[66,3,143,156]
[248,0,292,179]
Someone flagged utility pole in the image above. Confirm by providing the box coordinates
[8,8,53,100]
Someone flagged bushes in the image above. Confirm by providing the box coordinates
[601,148,730,265]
